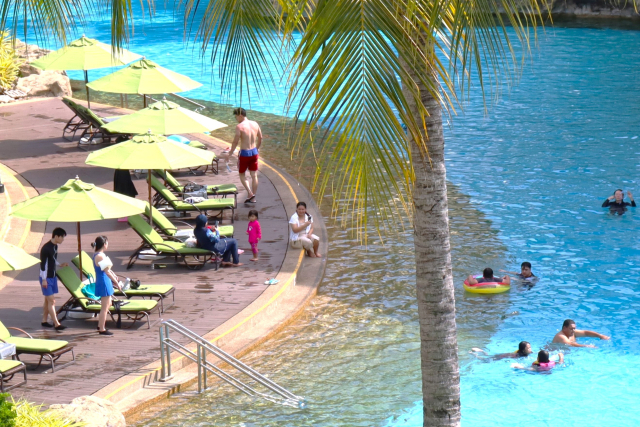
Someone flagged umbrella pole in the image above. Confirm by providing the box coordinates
[77,222,83,279]
[85,70,91,109]
[148,170,153,225]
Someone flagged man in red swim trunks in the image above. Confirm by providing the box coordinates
[225,108,263,203]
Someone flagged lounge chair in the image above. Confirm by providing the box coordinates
[56,267,160,329]
[145,205,234,239]
[71,251,175,313]
[0,321,74,373]
[60,98,129,146]
[61,97,91,141]
[186,140,220,175]
[0,360,27,392]
[154,170,237,206]
[150,174,235,223]
[126,215,218,270]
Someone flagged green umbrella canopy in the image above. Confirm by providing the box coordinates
[85,132,214,170]
[102,99,227,135]
[0,242,40,272]
[30,36,141,71]
[86,58,202,94]
[10,177,147,222]
[10,177,147,278]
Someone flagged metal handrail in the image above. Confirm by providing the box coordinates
[159,319,306,408]
[168,93,206,112]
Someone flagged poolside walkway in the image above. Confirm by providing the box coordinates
[0,97,325,408]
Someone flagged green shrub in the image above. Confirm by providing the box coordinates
[0,393,17,427]
[0,32,24,90]
[13,398,85,427]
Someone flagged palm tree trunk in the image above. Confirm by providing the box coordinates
[403,67,461,426]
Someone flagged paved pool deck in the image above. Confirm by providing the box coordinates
[0,97,326,415]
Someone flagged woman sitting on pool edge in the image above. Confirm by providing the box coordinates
[513,350,564,371]
[471,341,532,360]
[289,202,321,258]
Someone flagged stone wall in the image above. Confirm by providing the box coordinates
[545,0,640,18]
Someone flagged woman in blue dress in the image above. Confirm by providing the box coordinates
[92,236,120,336]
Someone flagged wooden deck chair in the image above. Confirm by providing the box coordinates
[126,215,217,270]
[56,267,160,329]
[150,174,235,223]
[154,170,237,207]
[0,360,27,392]
[144,205,234,239]
[71,251,175,313]
[0,321,74,373]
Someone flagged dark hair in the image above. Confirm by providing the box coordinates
[91,235,108,252]
[483,267,494,279]
[562,319,576,329]
[248,210,259,220]
[52,227,67,238]
[537,350,550,364]
[521,262,532,269]
[233,107,246,117]
[516,341,530,357]
[296,201,307,209]
[614,189,623,195]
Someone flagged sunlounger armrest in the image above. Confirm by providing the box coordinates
[172,221,194,229]
[7,327,33,338]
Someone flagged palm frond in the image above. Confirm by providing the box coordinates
[179,0,289,107]
[102,0,155,53]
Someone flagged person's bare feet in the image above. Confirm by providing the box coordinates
[222,262,244,267]
[314,252,322,258]
[250,258,259,262]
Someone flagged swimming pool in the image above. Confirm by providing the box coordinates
[30,10,640,426]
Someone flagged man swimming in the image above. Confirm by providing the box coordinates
[551,319,610,348]
[501,262,535,280]
[225,107,263,203]
[466,268,511,285]
[602,189,636,214]
[471,341,532,360]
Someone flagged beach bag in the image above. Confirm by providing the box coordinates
[184,189,207,199]
[184,183,206,193]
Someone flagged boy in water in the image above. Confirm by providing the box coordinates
[501,262,535,280]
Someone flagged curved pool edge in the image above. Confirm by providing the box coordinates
[92,137,328,421]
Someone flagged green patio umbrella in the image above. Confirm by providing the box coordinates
[86,58,202,107]
[11,177,147,277]
[102,99,227,135]
[85,132,214,223]
[0,242,40,272]
[30,36,141,108]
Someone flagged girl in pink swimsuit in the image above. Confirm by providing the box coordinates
[247,210,262,261]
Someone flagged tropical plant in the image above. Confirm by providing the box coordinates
[12,398,85,427]
[0,31,24,90]
[0,393,16,427]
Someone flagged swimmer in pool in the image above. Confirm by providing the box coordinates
[551,319,610,348]
[602,189,636,214]
[466,268,511,285]
[500,262,536,281]
[471,341,532,360]
[513,350,564,371]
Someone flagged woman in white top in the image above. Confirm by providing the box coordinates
[289,202,321,258]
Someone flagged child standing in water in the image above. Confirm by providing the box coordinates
[247,210,262,261]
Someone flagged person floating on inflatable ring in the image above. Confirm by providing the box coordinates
[471,341,532,360]
[466,268,510,286]
[513,350,564,372]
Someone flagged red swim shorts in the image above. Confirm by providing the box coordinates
[238,155,259,173]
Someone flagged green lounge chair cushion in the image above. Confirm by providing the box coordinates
[150,174,234,210]
[114,284,173,297]
[157,241,212,254]
[71,251,97,278]
[128,215,212,254]
[6,337,69,353]
[82,299,158,313]
[155,170,237,195]
[187,140,206,149]
[0,321,10,340]
[0,360,23,372]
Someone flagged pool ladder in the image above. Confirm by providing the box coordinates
[158,319,306,408]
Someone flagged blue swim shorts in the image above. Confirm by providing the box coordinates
[39,277,58,296]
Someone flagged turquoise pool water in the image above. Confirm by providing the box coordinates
[30,11,640,426]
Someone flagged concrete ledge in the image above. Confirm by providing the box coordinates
[91,137,328,419]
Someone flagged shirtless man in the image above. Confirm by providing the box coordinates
[552,319,610,348]
[225,108,263,203]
